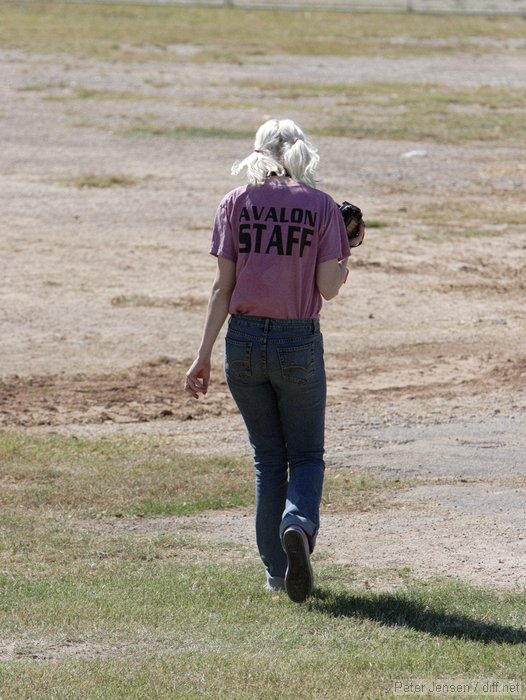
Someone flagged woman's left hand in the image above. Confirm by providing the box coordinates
[184,356,211,399]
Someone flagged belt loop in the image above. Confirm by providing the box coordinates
[264,318,270,334]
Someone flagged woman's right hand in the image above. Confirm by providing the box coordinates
[184,356,211,399]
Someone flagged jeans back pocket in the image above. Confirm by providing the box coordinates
[277,342,316,385]
[225,337,252,381]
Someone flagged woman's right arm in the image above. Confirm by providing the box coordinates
[184,256,236,399]
[316,257,350,301]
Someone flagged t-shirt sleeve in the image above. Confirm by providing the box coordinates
[317,199,351,264]
[210,200,237,262]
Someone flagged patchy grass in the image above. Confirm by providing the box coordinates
[0,433,253,517]
[55,174,143,189]
[17,80,69,92]
[0,433,411,518]
[242,81,526,144]
[0,3,524,61]
[0,508,220,579]
[0,564,525,697]
[0,431,525,697]
[408,197,525,239]
[365,220,389,229]
[124,124,253,139]
[6,4,524,145]
[44,88,166,102]
[366,194,524,241]
[117,80,526,145]
[110,294,207,308]
[245,80,526,110]
[323,469,412,512]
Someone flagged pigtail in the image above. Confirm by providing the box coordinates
[231,118,319,187]
[283,137,319,188]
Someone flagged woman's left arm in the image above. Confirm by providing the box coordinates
[184,256,236,399]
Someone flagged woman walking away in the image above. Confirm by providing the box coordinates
[185,118,350,603]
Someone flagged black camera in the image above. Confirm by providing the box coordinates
[338,201,365,248]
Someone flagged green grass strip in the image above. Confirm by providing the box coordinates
[0,564,524,698]
[0,432,253,516]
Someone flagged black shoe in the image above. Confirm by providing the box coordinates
[282,526,313,603]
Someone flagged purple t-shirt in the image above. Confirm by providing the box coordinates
[210,177,350,319]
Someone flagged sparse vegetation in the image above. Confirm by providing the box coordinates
[6,5,524,145]
[110,294,207,308]
[55,174,143,189]
[1,3,524,61]
[0,433,412,518]
[124,124,253,139]
[0,433,253,517]
[1,431,525,697]
[118,81,526,144]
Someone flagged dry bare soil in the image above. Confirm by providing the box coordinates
[1,41,525,590]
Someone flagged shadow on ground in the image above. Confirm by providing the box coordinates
[309,588,526,645]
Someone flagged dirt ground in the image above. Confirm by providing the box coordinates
[1,44,525,591]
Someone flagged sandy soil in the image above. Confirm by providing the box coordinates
[1,46,525,590]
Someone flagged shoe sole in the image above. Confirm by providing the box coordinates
[282,528,313,603]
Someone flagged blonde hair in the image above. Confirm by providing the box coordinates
[231,119,320,187]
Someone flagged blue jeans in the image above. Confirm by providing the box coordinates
[225,315,326,587]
